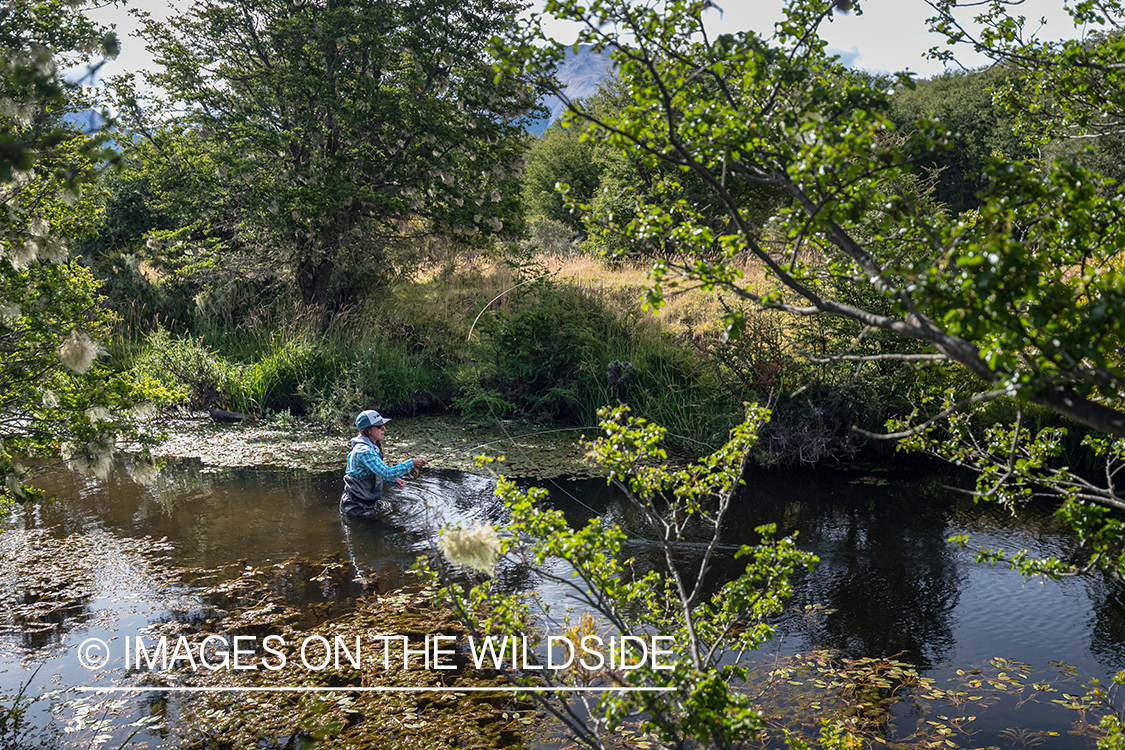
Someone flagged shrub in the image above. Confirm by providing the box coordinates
[247,335,343,416]
[131,328,253,413]
[424,404,818,750]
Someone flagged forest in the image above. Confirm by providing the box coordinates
[2,0,1125,747]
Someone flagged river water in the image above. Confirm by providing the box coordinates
[1,457,1123,748]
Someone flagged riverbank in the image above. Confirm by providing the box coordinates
[119,250,949,469]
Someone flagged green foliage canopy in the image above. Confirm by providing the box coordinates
[887,66,1032,215]
[115,0,542,308]
[497,0,1125,518]
[521,119,601,235]
[0,0,118,185]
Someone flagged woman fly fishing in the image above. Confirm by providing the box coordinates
[340,409,429,521]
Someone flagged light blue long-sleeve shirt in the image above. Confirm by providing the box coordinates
[345,436,413,481]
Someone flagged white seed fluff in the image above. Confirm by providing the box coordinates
[58,331,103,374]
[439,522,501,576]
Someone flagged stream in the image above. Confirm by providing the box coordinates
[1,453,1123,748]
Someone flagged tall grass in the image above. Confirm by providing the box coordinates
[121,251,751,450]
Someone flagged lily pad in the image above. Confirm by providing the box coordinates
[147,414,603,479]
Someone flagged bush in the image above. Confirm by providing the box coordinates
[346,340,453,414]
[131,328,253,413]
[247,335,343,416]
[457,280,736,450]
[119,256,760,445]
[756,382,886,468]
[425,404,818,750]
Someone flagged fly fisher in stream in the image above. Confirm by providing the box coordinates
[340,409,430,521]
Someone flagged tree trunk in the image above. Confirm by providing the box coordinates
[295,251,335,312]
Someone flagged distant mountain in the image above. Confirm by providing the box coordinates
[61,107,104,133]
[527,45,614,137]
[60,108,118,150]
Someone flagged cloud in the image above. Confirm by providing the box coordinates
[828,45,863,68]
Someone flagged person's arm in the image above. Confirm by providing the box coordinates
[354,445,414,481]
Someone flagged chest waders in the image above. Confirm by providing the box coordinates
[340,472,384,520]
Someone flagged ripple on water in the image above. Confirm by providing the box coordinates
[943,511,1105,671]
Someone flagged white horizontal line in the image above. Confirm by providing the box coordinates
[78,686,674,693]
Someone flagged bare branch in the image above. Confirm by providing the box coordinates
[853,388,1011,440]
[808,353,949,364]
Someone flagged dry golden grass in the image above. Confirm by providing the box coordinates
[539,251,776,341]
[397,248,779,349]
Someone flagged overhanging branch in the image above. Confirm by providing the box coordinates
[853,388,1010,440]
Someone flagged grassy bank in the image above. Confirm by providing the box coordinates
[113,248,975,466]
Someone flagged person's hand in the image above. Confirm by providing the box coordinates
[412,457,429,468]
[395,477,406,489]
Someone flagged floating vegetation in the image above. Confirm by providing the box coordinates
[149,417,346,473]
[145,587,542,750]
[180,554,369,632]
[848,475,890,486]
[0,529,184,652]
[750,651,1122,749]
[149,414,600,479]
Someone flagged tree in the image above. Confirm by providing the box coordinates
[887,65,1032,215]
[1,1,154,506]
[85,126,287,333]
[115,0,542,310]
[496,0,1125,573]
[576,77,786,258]
[522,118,601,235]
[0,0,118,185]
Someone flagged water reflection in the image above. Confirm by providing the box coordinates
[539,469,964,668]
[3,456,1125,749]
[1087,571,1125,671]
[536,465,1125,679]
[754,471,963,669]
[6,460,512,572]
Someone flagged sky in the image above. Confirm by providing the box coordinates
[78,0,1080,86]
[536,0,1080,76]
